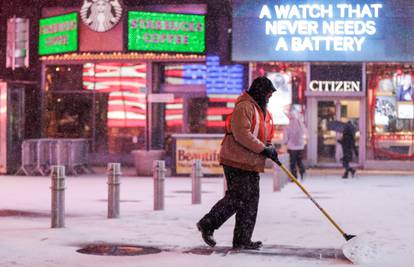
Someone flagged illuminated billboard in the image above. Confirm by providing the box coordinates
[128,11,205,53]
[38,13,78,55]
[232,0,414,61]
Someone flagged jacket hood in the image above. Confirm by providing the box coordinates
[247,76,277,113]
[236,92,263,112]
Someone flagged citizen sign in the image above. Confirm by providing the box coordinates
[309,80,360,92]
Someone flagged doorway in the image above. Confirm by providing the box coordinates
[315,99,361,166]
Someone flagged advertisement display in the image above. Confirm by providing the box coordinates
[397,102,413,120]
[308,64,363,95]
[375,96,396,125]
[232,0,414,61]
[369,64,414,160]
[266,72,292,125]
[375,72,414,122]
[128,11,205,53]
[38,13,78,55]
[174,135,222,175]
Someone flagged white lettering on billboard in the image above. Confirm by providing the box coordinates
[309,80,361,92]
[259,3,383,52]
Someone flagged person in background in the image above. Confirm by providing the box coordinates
[196,76,278,250]
[283,109,307,180]
[396,74,413,101]
[338,121,358,179]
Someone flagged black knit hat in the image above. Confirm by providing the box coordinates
[248,76,277,93]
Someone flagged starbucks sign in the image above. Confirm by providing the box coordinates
[80,0,123,32]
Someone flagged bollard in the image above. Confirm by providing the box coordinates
[273,165,281,192]
[191,159,202,204]
[153,160,166,211]
[51,165,65,228]
[107,163,121,218]
[281,167,289,188]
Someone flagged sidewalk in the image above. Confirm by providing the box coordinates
[0,170,413,267]
[305,167,414,177]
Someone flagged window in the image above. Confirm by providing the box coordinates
[367,64,414,160]
[44,63,148,155]
[251,62,307,142]
[83,63,147,153]
[6,17,29,69]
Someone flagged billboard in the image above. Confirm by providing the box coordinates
[38,13,78,55]
[128,11,205,53]
[267,72,292,125]
[174,138,222,175]
[232,0,414,61]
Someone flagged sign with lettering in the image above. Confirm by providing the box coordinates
[308,64,363,94]
[232,0,414,61]
[39,13,78,55]
[175,138,222,175]
[309,81,361,92]
[127,11,205,53]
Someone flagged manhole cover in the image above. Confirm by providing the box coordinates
[0,209,49,218]
[77,244,162,256]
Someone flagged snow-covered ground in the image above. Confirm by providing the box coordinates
[1,168,413,267]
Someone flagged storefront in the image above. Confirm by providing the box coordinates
[38,2,244,174]
[232,0,414,169]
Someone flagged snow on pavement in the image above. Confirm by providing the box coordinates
[0,170,413,267]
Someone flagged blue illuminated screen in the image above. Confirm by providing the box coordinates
[232,0,414,61]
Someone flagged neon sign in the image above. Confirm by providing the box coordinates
[38,13,78,55]
[128,11,205,53]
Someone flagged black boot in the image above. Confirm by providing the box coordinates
[350,168,356,177]
[233,241,263,250]
[300,170,305,181]
[196,222,216,247]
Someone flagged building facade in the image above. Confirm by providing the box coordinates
[233,0,414,170]
[0,0,413,174]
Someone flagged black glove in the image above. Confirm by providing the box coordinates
[260,145,279,162]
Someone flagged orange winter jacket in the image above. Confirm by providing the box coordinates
[219,92,274,172]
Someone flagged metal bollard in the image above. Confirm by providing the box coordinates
[153,160,166,211]
[191,159,202,204]
[273,165,281,192]
[51,165,65,228]
[107,163,121,218]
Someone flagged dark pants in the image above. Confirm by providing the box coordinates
[288,149,305,179]
[341,147,355,177]
[197,165,260,246]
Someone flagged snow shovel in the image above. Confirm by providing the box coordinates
[274,159,356,242]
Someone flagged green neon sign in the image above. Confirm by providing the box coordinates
[38,13,78,55]
[128,11,205,53]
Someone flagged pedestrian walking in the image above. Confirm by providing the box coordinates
[338,121,358,179]
[283,109,307,180]
[196,76,278,250]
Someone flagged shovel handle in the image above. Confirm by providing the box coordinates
[274,160,350,240]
